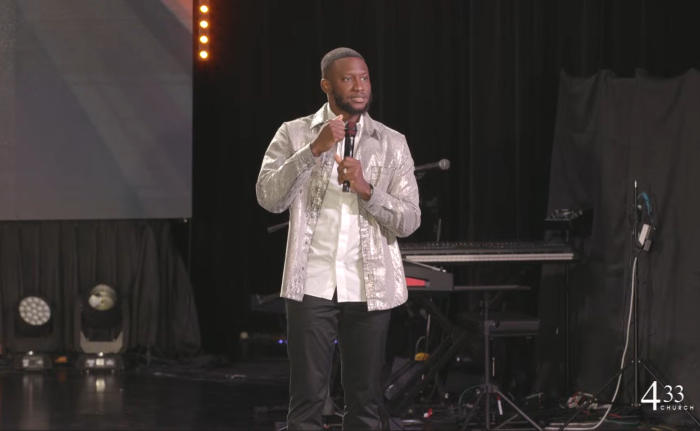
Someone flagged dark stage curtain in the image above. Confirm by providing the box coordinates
[194,0,700,410]
[0,220,200,359]
[542,69,700,423]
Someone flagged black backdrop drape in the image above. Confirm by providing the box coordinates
[191,0,700,411]
[545,69,700,421]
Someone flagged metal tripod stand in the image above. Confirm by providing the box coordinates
[462,291,542,431]
[556,182,700,430]
[556,251,700,430]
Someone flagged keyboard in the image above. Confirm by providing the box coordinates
[399,240,577,263]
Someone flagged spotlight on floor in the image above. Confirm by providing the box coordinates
[4,295,58,371]
[19,296,52,327]
[74,284,129,371]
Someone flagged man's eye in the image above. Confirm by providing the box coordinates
[361,77,368,81]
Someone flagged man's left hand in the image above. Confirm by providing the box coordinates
[334,154,372,200]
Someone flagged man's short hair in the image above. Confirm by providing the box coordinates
[320,47,365,78]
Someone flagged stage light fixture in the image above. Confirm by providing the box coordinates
[197,1,211,62]
[74,284,129,371]
[19,296,51,326]
[88,284,116,311]
[4,295,58,371]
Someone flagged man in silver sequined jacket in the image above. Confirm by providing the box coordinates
[256,47,420,430]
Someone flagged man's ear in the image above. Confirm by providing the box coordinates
[320,79,330,95]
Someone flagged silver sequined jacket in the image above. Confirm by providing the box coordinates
[256,104,421,311]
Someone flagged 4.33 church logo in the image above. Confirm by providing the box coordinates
[642,381,694,411]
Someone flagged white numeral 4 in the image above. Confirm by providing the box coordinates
[642,381,660,410]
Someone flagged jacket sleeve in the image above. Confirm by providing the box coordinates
[256,123,318,213]
[360,138,421,238]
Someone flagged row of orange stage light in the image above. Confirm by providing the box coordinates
[198,1,210,59]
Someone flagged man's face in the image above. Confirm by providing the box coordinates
[323,57,372,117]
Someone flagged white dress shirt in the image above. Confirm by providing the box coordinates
[304,106,365,302]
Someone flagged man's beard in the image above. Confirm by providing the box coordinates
[333,91,373,116]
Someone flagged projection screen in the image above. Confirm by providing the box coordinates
[0,0,193,220]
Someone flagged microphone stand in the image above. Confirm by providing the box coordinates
[413,163,445,242]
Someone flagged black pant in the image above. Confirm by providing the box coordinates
[285,294,391,430]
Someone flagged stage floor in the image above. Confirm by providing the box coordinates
[0,359,693,430]
[0,360,289,430]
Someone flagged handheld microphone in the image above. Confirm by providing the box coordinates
[342,120,357,192]
[414,159,450,173]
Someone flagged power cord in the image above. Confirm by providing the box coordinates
[546,256,638,431]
